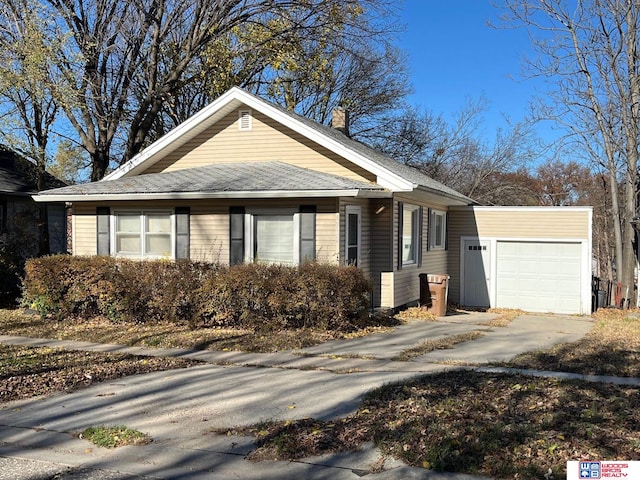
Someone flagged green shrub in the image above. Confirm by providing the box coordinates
[21,257,372,332]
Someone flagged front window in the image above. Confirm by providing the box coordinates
[114,211,172,258]
[429,209,447,250]
[402,204,420,265]
[254,214,294,264]
[234,207,316,266]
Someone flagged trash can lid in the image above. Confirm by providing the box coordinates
[427,274,449,283]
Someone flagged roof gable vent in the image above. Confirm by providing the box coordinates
[238,109,252,131]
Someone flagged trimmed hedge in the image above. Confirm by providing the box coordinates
[22,256,372,332]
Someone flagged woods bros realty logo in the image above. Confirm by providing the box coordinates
[567,461,639,478]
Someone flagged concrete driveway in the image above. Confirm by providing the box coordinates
[0,312,595,479]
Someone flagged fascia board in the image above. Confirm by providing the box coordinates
[33,189,392,202]
[450,205,594,212]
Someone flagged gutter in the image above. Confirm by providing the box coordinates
[33,189,392,202]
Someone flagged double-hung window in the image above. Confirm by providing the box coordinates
[230,206,316,266]
[400,203,420,266]
[429,209,447,250]
[254,213,295,264]
[97,207,189,259]
[113,210,173,258]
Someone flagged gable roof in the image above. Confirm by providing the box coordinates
[0,148,66,196]
[103,87,473,205]
[37,161,387,201]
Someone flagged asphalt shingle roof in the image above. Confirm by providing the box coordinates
[0,149,65,194]
[38,161,385,197]
[237,89,473,203]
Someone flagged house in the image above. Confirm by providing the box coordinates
[34,87,593,315]
[0,148,67,257]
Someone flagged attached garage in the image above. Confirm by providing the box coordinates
[496,241,583,314]
[448,206,593,315]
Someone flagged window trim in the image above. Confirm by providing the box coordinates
[244,208,299,265]
[110,209,175,259]
[400,203,421,266]
[429,209,447,250]
[345,205,361,267]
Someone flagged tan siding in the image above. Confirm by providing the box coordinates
[70,198,339,265]
[190,204,228,263]
[450,206,591,239]
[370,198,393,306]
[144,109,375,183]
[447,206,592,305]
[72,204,97,256]
[316,211,339,264]
[379,195,452,309]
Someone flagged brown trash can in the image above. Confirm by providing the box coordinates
[419,274,450,316]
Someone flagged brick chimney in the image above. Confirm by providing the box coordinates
[331,107,350,137]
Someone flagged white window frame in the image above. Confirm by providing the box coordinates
[244,208,300,265]
[429,209,447,250]
[111,210,175,259]
[345,205,361,266]
[402,203,420,266]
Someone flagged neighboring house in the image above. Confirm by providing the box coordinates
[35,87,593,314]
[0,148,67,257]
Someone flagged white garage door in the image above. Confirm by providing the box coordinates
[496,241,583,314]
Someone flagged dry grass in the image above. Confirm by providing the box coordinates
[394,307,438,322]
[505,308,640,377]
[480,308,525,327]
[4,306,640,479]
[0,309,395,353]
[0,344,198,403]
[216,308,640,479]
[392,330,486,361]
[223,370,640,479]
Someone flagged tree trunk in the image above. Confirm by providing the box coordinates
[91,150,110,182]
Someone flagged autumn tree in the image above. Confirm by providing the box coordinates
[0,0,404,181]
[498,0,640,305]
[534,159,593,206]
[0,3,66,253]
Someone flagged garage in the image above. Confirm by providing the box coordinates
[449,206,592,315]
[496,241,583,314]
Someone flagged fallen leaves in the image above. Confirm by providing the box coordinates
[223,371,640,479]
[0,345,199,403]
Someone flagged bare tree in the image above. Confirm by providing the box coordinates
[0,0,403,181]
[370,98,542,204]
[498,0,640,305]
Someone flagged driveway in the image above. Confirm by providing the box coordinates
[0,312,595,479]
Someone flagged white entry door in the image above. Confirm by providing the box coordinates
[462,238,491,307]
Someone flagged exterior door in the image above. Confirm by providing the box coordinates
[462,238,491,307]
[345,206,361,266]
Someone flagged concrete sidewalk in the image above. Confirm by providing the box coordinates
[0,312,598,479]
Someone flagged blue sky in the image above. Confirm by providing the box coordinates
[398,1,549,144]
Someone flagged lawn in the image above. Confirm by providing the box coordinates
[1,307,639,479]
